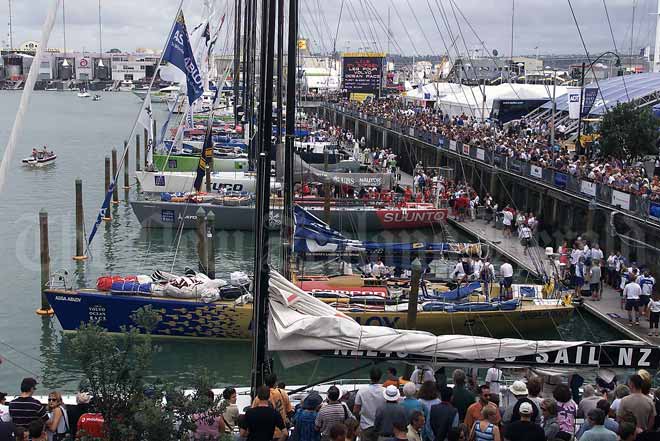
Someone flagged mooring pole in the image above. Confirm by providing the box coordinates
[103,156,112,221]
[37,209,53,316]
[111,148,119,204]
[123,140,130,190]
[135,133,141,171]
[206,211,216,279]
[404,257,422,379]
[324,147,331,223]
[73,178,87,260]
[196,207,208,274]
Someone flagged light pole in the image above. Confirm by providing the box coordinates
[546,65,557,147]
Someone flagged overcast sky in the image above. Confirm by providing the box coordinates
[0,0,657,57]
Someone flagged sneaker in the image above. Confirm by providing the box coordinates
[629,322,634,326]
[636,321,640,326]
[649,332,653,336]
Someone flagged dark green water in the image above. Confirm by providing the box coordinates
[0,92,625,393]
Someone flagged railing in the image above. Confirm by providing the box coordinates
[324,103,660,224]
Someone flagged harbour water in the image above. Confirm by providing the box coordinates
[0,91,625,393]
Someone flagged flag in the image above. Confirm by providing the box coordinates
[162,11,204,105]
[202,23,210,46]
[193,122,214,192]
[138,92,154,165]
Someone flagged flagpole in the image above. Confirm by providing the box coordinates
[86,0,185,255]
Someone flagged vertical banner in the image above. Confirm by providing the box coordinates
[581,87,599,117]
[530,165,543,179]
[462,144,470,155]
[580,180,597,197]
[554,172,568,189]
[650,201,660,219]
[567,87,581,120]
[449,140,457,151]
[476,148,485,161]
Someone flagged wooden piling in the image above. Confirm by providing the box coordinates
[196,207,208,274]
[135,133,141,171]
[103,156,112,221]
[406,257,422,330]
[37,209,53,316]
[111,148,119,204]
[206,211,216,279]
[73,178,87,260]
[123,140,130,190]
[323,148,331,223]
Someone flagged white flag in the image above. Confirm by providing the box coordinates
[566,87,581,120]
[138,93,154,166]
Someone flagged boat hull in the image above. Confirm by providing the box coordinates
[130,200,449,231]
[22,155,57,166]
[153,154,248,172]
[135,171,281,194]
[45,289,574,340]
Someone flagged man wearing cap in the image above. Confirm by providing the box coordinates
[502,381,539,425]
[293,392,323,441]
[503,402,545,441]
[8,378,48,430]
[374,386,408,441]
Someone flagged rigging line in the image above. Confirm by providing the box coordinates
[447,0,522,100]
[602,0,630,100]
[363,0,405,55]
[630,0,637,69]
[357,0,383,53]
[351,0,378,52]
[405,0,436,55]
[0,338,44,364]
[0,352,41,379]
[389,0,421,56]
[333,0,346,54]
[344,0,370,51]
[301,0,325,53]
[566,0,608,114]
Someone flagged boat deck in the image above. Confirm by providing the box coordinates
[448,216,657,344]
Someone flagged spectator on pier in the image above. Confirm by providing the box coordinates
[589,261,602,301]
[501,208,514,238]
[623,278,643,326]
[329,423,348,441]
[374,386,408,439]
[580,409,618,441]
[293,392,322,441]
[518,224,532,255]
[400,384,423,419]
[645,293,660,337]
[499,262,514,300]
[576,400,619,439]
[221,387,239,436]
[465,385,501,431]
[541,399,560,441]
[574,257,587,299]
[45,391,69,441]
[502,381,539,425]
[503,402,544,441]
[553,384,577,435]
[467,405,501,441]
[316,386,353,439]
[8,378,48,430]
[353,368,385,441]
[577,385,601,418]
[406,411,425,441]
[193,390,225,441]
[638,271,655,310]
[411,367,435,390]
[429,387,458,441]
[417,381,440,441]
[451,370,475,423]
[617,375,656,431]
[0,393,9,423]
[241,386,288,441]
[28,420,47,441]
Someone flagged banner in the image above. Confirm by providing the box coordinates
[582,87,599,117]
[554,172,568,189]
[449,140,457,151]
[612,190,631,210]
[650,201,660,219]
[567,86,581,120]
[476,148,485,161]
[530,165,543,179]
[509,160,522,174]
[462,144,470,155]
[162,11,204,105]
[342,55,384,94]
[580,180,597,197]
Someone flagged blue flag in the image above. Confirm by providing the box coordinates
[163,11,204,106]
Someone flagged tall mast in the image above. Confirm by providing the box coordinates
[8,0,13,50]
[654,0,660,72]
[97,0,104,68]
[276,0,284,143]
[281,0,297,278]
[251,0,277,394]
[233,0,242,125]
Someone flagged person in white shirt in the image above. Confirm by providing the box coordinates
[500,262,514,299]
[485,366,503,397]
[411,366,435,388]
[646,294,660,337]
[638,271,655,310]
[451,261,466,282]
[623,280,642,326]
[591,244,604,262]
[480,258,496,299]
[502,209,514,238]
[519,225,532,254]
[371,259,387,279]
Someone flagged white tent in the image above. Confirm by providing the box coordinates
[404,83,568,119]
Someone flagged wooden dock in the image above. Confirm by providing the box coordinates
[448,217,656,344]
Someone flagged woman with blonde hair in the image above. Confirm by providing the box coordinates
[469,405,501,441]
[45,391,69,441]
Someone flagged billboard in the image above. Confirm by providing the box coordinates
[342,53,385,95]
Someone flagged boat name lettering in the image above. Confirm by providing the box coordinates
[353,316,400,327]
[55,295,81,303]
[382,211,446,223]
[211,183,244,192]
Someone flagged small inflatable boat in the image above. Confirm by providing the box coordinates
[22,151,57,166]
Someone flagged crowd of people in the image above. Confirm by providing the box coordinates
[338,97,660,202]
[3,367,660,441]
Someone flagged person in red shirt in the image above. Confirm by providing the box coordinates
[403,186,413,202]
[77,413,105,439]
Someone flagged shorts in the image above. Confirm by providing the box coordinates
[574,277,584,287]
[639,296,651,307]
[590,283,600,293]
[625,298,639,311]
[503,277,513,288]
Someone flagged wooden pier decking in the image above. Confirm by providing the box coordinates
[448,217,656,344]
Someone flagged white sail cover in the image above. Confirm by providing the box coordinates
[267,271,655,371]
